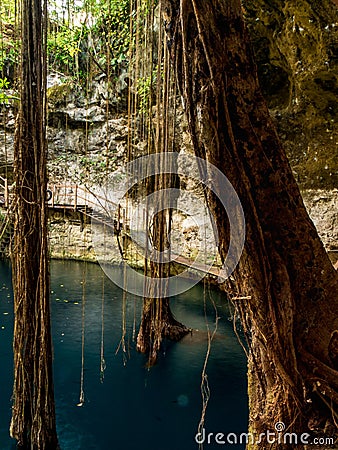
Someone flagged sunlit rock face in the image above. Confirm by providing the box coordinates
[244,0,338,189]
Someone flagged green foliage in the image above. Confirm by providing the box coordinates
[0,0,16,26]
[0,0,19,76]
[0,43,19,73]
[0,77,19,103]
[0,77,11,103]
[0,0,153,94]
[47,24,88,78]
[90,0,131,75]
[137,71,156,113]
[46,0,131,81]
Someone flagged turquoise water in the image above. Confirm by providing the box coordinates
[0,260,248,449]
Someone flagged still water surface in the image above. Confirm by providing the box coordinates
[0,260,248,450]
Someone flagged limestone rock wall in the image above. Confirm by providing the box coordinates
[245,0,338,188]
[301,189,338,251]
[48,210,95,261]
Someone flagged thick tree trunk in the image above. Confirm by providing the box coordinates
[10,0,59,448]
[137,295,189,365]
[137,207,190,364]
[137,174,189,365]
[162,0,338,447]
[136,24,189,364]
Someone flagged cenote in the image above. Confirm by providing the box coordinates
[0,259,248,450]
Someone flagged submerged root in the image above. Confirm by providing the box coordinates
[137,306,190,366]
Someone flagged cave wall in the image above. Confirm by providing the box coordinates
[244,0,338,188]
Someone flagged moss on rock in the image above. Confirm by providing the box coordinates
[244,0,338,188]
[47,83,73,108]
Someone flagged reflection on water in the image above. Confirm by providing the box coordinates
[0,260,248,450]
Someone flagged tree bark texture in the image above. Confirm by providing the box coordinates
[10,0,59,448]
[162,0,338,447]
[137,166,189,364]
